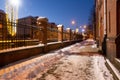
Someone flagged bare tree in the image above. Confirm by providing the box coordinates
[88,3,96,39]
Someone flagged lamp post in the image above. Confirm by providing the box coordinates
[71,20,80,32]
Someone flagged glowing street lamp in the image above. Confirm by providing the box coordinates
[84,25,87,29]
[76,28,79,33]
[82,29,85,32]
[79,26,82,28]
[71,20,75,25]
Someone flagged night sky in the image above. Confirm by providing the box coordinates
[0,0,94,30]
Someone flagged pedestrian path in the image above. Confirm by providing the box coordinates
[39,55,113,80]
[0,39,114,80]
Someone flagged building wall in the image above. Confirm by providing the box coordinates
[18,16,37,39]
[0,10,7,40]
[95,0,105,48]
[18,16,59,42]
[96,0,119,60]
[106,0,117,61]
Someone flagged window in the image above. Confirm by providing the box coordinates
[109,11,111,33]
[0,15,1,21]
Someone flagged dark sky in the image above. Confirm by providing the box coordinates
[0,0,94,30]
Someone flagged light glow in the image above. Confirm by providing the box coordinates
[71,20,75,25]
[9,0,21,7]
[80,26,82,28]
[84,25,87,28]
[82,29,85,32]
[76,28,79,33]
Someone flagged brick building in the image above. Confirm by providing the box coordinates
[0,9,8,40]
[18,16,37,39]
[95,0,120,61]
[18,16,58,42]
[95,0,105,49]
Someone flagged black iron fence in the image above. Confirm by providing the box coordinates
[63,30,69,41]
[0,20,83,50]
[47,26,58,42]
[0,20,39,50]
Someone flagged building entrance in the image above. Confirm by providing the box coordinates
[116,0,120,58]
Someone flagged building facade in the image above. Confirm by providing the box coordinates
[18,16,37,39]
[96,0,120,61]
[95,0,105,49]
[18,16,59,42]
[0,9,8,40]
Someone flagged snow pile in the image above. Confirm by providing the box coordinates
[86,39,94,42]
[69,44,99,53]
[91,56,113,80]
[0,52,64,80]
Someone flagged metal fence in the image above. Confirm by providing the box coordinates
[0,20,83,50]
[63,30,69,41]
[0,20,39,50]
[47,26,58,42]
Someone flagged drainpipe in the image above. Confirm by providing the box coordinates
[104,0,107,35]
[102,0,107,55]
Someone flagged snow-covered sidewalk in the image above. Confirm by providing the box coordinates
[0,39,114,80]
[39,55,113,80]
[37,39,113,80]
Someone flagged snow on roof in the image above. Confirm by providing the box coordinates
[57,24,63,27]
[66,28,70,30]
[37,17,48,21]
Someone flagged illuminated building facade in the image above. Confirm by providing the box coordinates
[0,10,7,40]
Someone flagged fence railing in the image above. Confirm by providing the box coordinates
[47,27,58,42]
[0,20,83,50]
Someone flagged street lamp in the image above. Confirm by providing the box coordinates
[71,20,75,25]
[71,20,80,34]
[79,26,82,28]
[83,25,87,29]
[82,29,85,32]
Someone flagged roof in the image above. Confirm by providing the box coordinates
[0,9,5,14]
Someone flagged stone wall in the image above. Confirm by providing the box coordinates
[0,40,82,67]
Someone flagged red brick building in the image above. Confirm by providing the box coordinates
[0,9,8,40]
[18,16,58,43]
[95,0,105,49]
[96,0,120,61]
[18,16,37,39]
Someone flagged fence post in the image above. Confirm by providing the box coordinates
[57,25,63,42]
[66,28,71,41]
[72,30,75,40]
[37,17,48,45]
[75,28,79,40]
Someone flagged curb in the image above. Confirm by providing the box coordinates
[105,59,120,80]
